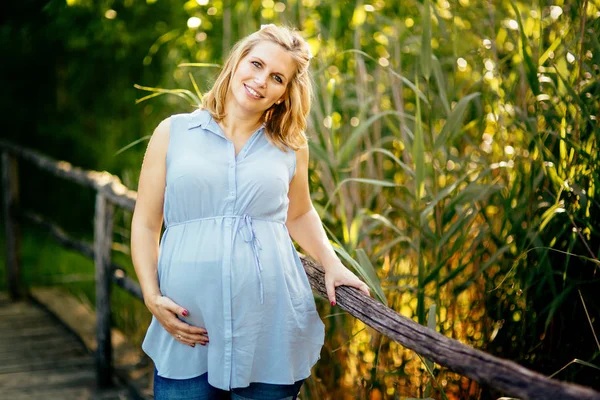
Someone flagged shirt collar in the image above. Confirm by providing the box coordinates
[187,108,267,141]
[187,108,212,130]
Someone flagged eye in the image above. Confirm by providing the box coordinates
[273,75,283,84]
[251,61,261,68]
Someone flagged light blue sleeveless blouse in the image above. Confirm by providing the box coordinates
[141,109,325,390]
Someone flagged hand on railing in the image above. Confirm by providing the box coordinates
[145,294,209,347]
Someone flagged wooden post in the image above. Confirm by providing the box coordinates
[94,192,114,387]
[1,152,22,300]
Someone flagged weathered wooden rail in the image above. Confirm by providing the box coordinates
[1,140,599,400]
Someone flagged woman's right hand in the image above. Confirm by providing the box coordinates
[146,294,209,347]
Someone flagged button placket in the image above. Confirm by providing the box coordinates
[223,142,237,387]
[229,143,237,213]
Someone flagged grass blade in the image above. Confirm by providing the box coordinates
[549,358,600,379]
[114,135,151,156]
[360,148,415,178]
[188,72,203,105]
[433,92,480,150]
[578,289,600,352]
[415,351,450,400]
[322,178,400,215]
[510,0,540,95]
[355,249,387,306]
[421,0,432,80]
[134,84,200,105]
[431,55,450,115]
[413,74,425,200]
[338,111,411,168]
[424,304,437,398]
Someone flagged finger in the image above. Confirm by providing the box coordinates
[166,318,209,344]
[346,280,370,296]
[175,331,210,346]
[187,332,210,343]
[168,316,198,333]
[162,296,189,318]
[186,325,208,335]
[344,279,370,296]
[173,332,196,347]
[325,278,336,306]
[186,334,210,346]
[165,297,189,317]
[182,325,209,341]
[361,283,371,296]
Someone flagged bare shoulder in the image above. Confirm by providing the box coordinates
[140,117,171,171]
[294,144,309,164]
[152,117,171,144]
[145,117,171,154]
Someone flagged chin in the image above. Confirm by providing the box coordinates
[240,98,269,114]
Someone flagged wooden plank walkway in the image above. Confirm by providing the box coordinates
[0,294,133,399]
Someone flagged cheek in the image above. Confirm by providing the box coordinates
[235,64,252,79]
[273,86,286,99]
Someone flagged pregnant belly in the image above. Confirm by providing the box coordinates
[159,258,223,330]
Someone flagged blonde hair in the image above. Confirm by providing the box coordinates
[202,25,312,151]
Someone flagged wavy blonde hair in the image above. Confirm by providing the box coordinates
[202,25,312,151]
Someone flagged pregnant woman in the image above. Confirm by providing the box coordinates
[131,24,370,399]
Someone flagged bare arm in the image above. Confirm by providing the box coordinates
[131,117,208,346]
[286,146,370,306]
[131,118,168,304]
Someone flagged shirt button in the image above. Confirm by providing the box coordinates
[230,164,234,169]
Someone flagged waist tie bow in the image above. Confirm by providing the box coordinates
[238,215,264,304]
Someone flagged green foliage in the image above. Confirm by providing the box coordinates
[3,0,600,398]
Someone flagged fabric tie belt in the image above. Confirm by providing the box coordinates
[237,215,264,304]
[165,215,283,305]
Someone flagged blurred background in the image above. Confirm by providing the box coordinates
[1,0,599,399]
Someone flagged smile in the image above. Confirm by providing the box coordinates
[244,84,264,99]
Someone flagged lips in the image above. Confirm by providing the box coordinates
[243,84,264,99]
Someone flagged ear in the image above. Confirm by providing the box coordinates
[276,93,287,104]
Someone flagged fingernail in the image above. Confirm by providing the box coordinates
[331,301,336,306]
[190,344,195,348]
[182,309,188,317]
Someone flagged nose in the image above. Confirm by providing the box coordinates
[254,74,267,88]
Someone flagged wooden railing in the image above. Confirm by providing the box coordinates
[1,141,139,387]
[1,140,599,400]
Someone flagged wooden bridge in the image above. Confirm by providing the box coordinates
[2,140,600,400]
[0,293,132,399]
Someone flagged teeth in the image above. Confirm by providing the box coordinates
[246,85,261,98]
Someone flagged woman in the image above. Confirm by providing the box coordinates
[131,24,370,399]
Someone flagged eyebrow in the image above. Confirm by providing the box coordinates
[253,57,289,82]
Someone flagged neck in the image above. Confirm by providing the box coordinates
[220,101,263,138]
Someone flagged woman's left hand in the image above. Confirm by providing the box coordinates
[323,260,371,306]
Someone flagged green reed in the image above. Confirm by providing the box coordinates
[10,0,599,398]
[129,0,600,397]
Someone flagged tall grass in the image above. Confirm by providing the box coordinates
[130,0,600,398]
[11,0,599,399]
[286,1,598,398]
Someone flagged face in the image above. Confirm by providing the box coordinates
[227,41,296,117]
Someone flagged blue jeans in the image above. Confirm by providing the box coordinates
[153,369,304,400]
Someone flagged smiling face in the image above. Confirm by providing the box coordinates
[227,41,296,117]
